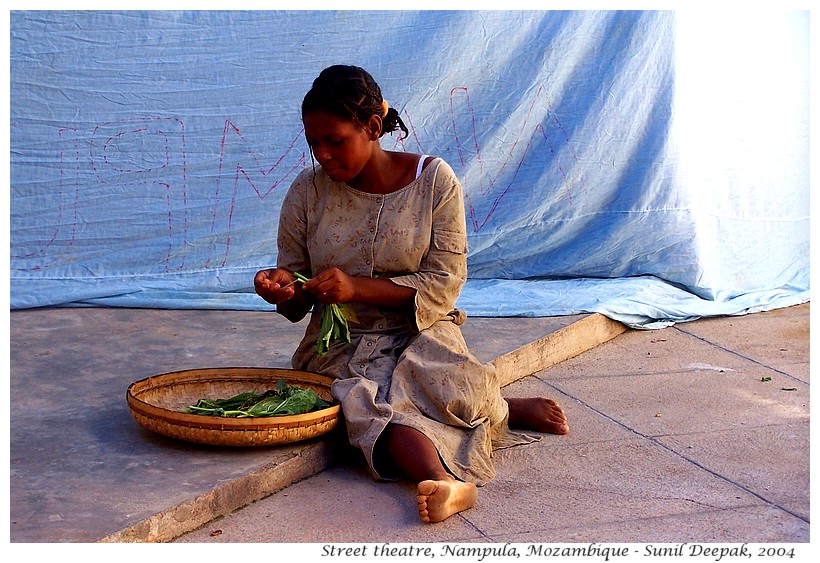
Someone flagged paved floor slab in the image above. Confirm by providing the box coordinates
[10,307,614,543]
[172,304,810,547]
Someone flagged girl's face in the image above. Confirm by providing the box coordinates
[303,110,377,184]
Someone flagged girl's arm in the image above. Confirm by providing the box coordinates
[302,267,416,309]
[388,160,468,330]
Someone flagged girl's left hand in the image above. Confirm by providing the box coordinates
[303,267,356,304]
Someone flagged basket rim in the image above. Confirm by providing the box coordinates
[126,367,340,431]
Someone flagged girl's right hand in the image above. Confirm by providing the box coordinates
[254,268,297,305]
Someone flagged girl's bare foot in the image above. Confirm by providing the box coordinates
[416,479,477,523]
[506,397,570,435]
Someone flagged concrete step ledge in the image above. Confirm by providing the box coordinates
[99,313,627,543]
[100,440,343,543]
[491,312,627,387]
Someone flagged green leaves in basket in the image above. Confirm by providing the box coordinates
[184,378,332,418]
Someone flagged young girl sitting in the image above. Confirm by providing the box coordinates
[254,64,569,524]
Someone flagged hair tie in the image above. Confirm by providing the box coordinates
[381,100,389,118]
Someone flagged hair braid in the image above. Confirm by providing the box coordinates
[302,65,409,140]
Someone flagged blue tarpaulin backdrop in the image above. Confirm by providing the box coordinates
[9,10,810,328]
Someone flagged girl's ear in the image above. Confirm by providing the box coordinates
[365,114,382,140]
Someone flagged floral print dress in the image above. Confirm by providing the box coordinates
[276,157,535,485]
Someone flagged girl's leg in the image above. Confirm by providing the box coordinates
[377,424,477,524]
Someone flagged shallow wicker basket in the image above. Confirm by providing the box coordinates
[127,367,341,447]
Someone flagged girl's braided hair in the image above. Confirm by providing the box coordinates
[302,65,409,139]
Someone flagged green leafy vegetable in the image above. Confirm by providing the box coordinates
[184,378,332,418]
[291,271,356,356]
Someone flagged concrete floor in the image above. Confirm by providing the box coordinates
[10,306,625,543]
[8,303,810,551]
[172,304,811,547]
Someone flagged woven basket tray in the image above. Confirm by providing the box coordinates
[127,367,341,447]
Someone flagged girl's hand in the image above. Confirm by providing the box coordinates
[254,268,297,305]
[303,267,356,304]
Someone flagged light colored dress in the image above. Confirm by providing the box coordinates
[276,156,535,485]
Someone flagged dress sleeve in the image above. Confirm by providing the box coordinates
[391,160,469,331]
[276,169,312,277]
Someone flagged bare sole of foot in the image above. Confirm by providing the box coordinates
[416,479,477,523]
[506,397,570,435]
